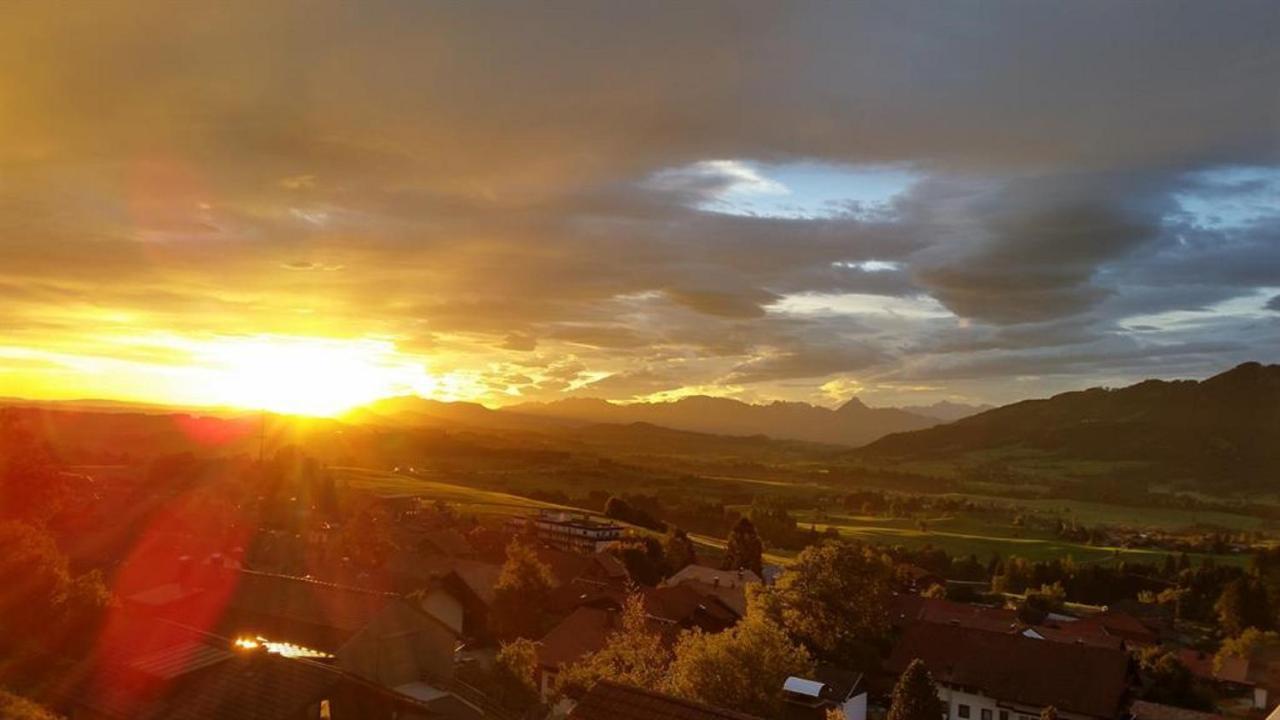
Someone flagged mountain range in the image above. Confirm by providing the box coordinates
[860,362,1280,486]
[355,395,992,447]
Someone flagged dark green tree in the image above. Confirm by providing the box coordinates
[491,539,555,639]
[887,659,943,720]
[663,527,697,575]
[723,517,763,576]
[764,540,894,664]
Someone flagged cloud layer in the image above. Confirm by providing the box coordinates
[0,1,1277,408]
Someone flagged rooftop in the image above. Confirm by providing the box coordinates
[569,681,763,720]
[887,622,1130,718]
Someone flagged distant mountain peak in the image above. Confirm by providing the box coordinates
[835,396,868,412]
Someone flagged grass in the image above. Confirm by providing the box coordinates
[333,466,566,517]
[790,509,1251,567]
[334,466,1254,569]
[941,493,1273,532]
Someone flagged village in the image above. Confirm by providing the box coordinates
[46,478,1280,720]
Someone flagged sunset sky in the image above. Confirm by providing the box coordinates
[1,2,1278,414]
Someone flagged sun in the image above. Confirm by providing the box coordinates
[193,336,437,416]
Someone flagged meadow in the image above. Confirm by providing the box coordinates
[334,466,1256,568]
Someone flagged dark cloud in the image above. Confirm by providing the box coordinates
[0,2,1278,405]
[1267,295,1280,312]
[725,344,885,384]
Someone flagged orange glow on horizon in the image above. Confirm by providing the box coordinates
[0,333,498,417]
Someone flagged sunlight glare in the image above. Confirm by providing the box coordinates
[193,336,437,416]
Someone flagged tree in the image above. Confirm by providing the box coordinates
[1017,583,1064,625]
[491,638,543,713]
[723,517,763,576]
[665,610,812,717]
[1213,577,1270,637]
[338,503,395,569]
[1135,647,1214,710]
[1217,628,1280,674]
[557,594,673,697]
[663,527,697,575]
[0,521,109,655]
[0,690,62,720]
[0,413,69,523]
[1040,708,1058,720]
[887,659,943,720]
[762,540,894,664]
[613,536,667,586]
[490,539,555,640]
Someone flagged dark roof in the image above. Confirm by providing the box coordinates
[1076,610,1159,644]
[893,596,1020,633]
[68,619,338,720]
[205,570,397,650]
[812,665,862,701]
[417,528,476,558]
[155,654,337,720]
[641,585,738,631]
[887,623,1130,718]
[537,607,621,670]
[569,681,763,720]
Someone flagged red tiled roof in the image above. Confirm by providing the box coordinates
[569,681,763,720]
[1177,648,1250,685]
[641,585,738,631]
[537,607,619,670]
[887,623,1130,718]
[893,596,1020,634]
[1076,610,1159,644]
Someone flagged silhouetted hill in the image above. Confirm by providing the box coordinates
[510,394,938,446]
[860,362,1280,486]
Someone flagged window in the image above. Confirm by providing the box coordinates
[981,711,992,720]
[999,712,1009,720]
[958,705,971,719]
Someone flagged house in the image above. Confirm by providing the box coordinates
[124,568,464,697]
[1128,700,1224,720]
[568,680,763,720]
[407,561,501,639]
[1176,648,1265,708]
[535,546,629,587]
[891,595,1021,634]
[893,596,1152,651]
[535,585,739,699]
[782,667,867,720]
[527,510,624,554]
[62,617,485,720]
[662,565,761,617]
[414,528,477,559]
[887,623,1131,720]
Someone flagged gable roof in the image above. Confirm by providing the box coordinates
[569,681,763,720]
[537,606,619,670]
[896,591,1024,630]
[887,623,1130,718]
[664,565,761,589]
[1177,648,1250,685]
[208,570,398,650]
[67,619,339,720]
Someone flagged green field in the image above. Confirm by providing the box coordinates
[942,493,1273,532]
[334,466,1254,568]
[333,467,566,517]
[790,509,1250,567]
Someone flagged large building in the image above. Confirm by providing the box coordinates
[887,623,1132,720]
[527,510,624,553]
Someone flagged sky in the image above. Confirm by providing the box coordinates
[0,2,1278,414]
